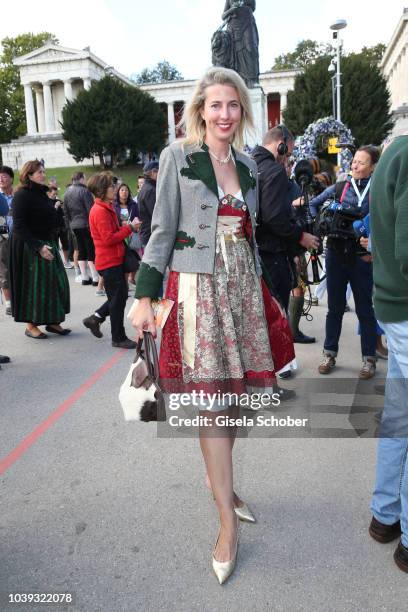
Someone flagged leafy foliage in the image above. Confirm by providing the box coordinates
[273,40,333,70]
[0,32,58,144]
[283,52,393,146]
[61,76,167,167]
[132,60,183,84]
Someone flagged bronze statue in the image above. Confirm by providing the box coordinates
[211,0,260,88]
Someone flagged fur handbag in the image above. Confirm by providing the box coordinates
[119,331,166,422]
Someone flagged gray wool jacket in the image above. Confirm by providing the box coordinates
[63,183,94,230]
[135,140,262,299]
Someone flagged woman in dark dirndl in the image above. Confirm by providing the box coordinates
[9,160,70,339]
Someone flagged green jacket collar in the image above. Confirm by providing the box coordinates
[183,142,256,198]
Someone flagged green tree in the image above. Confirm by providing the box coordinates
[61,76,167,167]
[360,43,386,64]
[133,60,183,84]
[273,39,332,70]
[283,53,393,145]
[0,32,58,144]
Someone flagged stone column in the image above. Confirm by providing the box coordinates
[280,92,287,122]
[43,81,55,132]
[83,78,92,91]
[33,87,45,133]
[24,84,37,135]
[167,102,176,143]
[64,79,74,103]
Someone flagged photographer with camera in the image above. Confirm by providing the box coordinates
[309,145,380,378]
[252,126,319,312]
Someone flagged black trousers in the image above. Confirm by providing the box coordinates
[325,248,377,357]
[260,250,293,312]
[73,227,95,261]
[95,265,128,342]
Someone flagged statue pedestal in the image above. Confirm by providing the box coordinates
[246,85,267,148]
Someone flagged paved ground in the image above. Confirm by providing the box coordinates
[0,268,405,612]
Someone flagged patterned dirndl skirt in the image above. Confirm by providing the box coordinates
[159,233,295,409]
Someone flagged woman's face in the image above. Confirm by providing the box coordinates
[105,183,115,203]
[119,185,129,201]
[29,165,46,185]
[201,84,242,144]
[351,150,374,179]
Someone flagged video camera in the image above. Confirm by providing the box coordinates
[316,200,363,241]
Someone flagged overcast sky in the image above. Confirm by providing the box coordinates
[2,1,405,78]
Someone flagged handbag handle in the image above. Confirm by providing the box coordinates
[136,331,160,385]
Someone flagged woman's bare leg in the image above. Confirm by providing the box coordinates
[200,407,238,562]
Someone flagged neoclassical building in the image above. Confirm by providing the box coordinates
[1,41,298,169]
[380,7,408,135]
[2,9,407,169]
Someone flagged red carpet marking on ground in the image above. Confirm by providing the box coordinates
[0,350,125,475]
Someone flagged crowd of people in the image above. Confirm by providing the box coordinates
[1,65,407,583]
[0,163,151,355]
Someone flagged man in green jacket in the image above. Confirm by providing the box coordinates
[369,135,408,573]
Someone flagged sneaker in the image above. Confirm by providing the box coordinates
[394,541,408,573]
[359,358,376,380]
[318,354,336,375]
[82,279,92,286]
[369,517,401,543]
[75,275,82,284]
[112,338,137,349]
[83,315,103,338]
[95,289,106,297]
[64,261,74,269]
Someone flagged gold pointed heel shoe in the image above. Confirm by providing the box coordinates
[212,524,239,585]
[234,503,256,524]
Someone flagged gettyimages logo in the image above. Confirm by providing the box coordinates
[156,378,402,439]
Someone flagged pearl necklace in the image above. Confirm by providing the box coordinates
[208,145,232,165]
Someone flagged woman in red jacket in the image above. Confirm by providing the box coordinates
[82,172,139,348]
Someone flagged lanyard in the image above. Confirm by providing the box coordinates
[350,177,371,208]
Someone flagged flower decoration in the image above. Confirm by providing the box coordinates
[291,117,355,175]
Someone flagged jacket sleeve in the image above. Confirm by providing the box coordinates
[93,214,132,246]
[138,195,152,246]
[394,176,408,281]
[259,164,303,242]
[0,193,8,216]
[309,185,336,217]
[12,191,44,252]
[63,193,72,224]
[82,188,94,216]
[135,146,181,298]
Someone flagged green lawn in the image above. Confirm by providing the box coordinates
[14,164,144,197]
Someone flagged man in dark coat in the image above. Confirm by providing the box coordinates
[252,125,319,312]
[138,161,159,247]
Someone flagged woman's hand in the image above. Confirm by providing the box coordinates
[131,220,142,232]
[359,237,369,250]
[39,245,54,261]
[292,197,304,208]
[130,297,157,339]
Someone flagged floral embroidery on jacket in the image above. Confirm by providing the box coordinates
[174,231,196,250]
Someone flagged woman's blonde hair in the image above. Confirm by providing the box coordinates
[179,66,254,151]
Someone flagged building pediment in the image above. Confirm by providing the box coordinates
[14,44,87,66]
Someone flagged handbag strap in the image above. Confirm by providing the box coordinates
[144,331,160,384]
[135,332,160,384]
